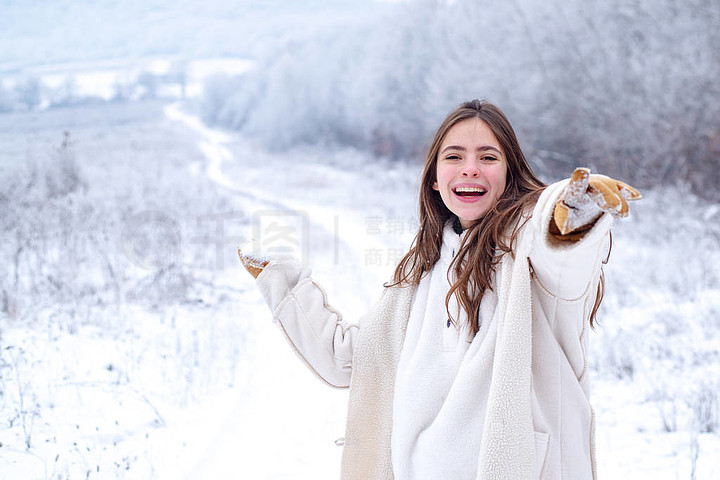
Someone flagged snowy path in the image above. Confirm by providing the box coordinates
[163,102,391,272]
[163,100,411,312]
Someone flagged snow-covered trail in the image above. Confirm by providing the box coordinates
[163,102,392,281]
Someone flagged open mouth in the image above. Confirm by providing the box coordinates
[453,186,487,197]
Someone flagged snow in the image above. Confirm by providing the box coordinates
[1,1,719,479]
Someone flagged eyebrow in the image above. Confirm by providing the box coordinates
[440,145,502,155]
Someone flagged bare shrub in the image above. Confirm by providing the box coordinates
[593,328,637,380]
[687,379,720,435]
[15,77,42,111]
[0,346,39,450]
[47,131,84,197]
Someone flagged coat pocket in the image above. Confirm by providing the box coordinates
[534,431,550,479]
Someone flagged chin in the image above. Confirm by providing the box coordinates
[458,208,489,222]
[456,212,488,228]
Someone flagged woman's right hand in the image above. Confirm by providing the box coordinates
[238,247,269,279]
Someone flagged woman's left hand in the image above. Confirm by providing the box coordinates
[554,167,642,236]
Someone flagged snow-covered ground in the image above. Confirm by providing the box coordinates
[1,1,719,479]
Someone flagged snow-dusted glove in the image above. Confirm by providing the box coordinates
[553,167,642,236]
[238,247,269,279]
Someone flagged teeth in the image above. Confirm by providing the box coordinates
[454,187,486,193]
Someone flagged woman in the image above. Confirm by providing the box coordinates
[239,100,640,480]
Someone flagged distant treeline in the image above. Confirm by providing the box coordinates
[202,0,720,201]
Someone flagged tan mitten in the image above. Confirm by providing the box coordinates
[238,247,269,279]
[554,167,642,236]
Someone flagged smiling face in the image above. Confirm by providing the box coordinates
[432,118,508,229]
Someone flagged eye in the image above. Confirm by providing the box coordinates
[481,155,498,162]
[444,154,462,161]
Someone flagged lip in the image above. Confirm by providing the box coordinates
[452,183,488,202]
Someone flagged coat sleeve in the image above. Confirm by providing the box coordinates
[255,259,357,388]
[528,180,613,300]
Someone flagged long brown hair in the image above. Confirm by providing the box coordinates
[389,100,546,334]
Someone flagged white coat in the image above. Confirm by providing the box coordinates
[254,180,612,479]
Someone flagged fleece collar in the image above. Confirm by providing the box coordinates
[441,221,466,261]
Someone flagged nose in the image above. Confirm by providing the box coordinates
[460,159,480,177]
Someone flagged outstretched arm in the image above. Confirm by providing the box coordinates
[552,167,641,240]
[239,248,356,389]
[529,169,641,299]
